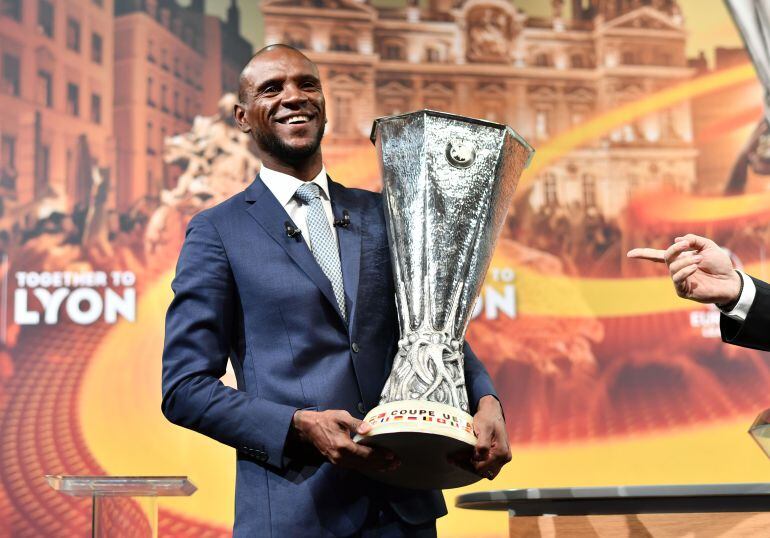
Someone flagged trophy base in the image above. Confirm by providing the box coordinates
[353,400,482,490]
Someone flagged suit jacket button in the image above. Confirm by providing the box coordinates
[351,342,360,353]
[357,402,365,414]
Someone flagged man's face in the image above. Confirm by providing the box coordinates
[236,49,326,165]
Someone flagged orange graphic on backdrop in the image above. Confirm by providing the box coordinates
[4,58,770,538]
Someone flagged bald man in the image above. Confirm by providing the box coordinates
[161,45,510,537]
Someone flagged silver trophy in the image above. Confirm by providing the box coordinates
[725,0,770,118]
[730,1,770,455]
[725,1,770,162]
[356,110,533,489]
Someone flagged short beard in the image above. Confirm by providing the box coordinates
[255,122,325,165]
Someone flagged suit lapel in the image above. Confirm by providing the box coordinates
[329,178,362,328]
[243,175,346,323]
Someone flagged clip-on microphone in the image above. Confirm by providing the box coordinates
[285,221,302,241]
[333,209,351,228]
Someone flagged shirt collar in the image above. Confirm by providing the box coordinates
[259,164,330,207]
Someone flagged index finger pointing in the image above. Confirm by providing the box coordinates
[626,248,665,262]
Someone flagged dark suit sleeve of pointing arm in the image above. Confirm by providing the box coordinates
[721,275,770,352]
[462,342,499,415]
[161,213,296,469]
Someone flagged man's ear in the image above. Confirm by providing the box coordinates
[233,103,251,134]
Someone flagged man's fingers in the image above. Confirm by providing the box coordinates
[668,255,702,275]
[343,443,401,471]
[664,240,694,264]
[628,239,702,265]
[473,460,501,479]
[340,438,373,459]
[356,420,372,435]
[675,234,712,251]
[334,411,363,434]
[626,248,665,262]
[474,443,511,479]
[473,425,492,462]
[472,452,503,479]
[672,263,698,286]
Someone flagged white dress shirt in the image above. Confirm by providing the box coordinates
[259,164,338,251]
[720,269,757,322]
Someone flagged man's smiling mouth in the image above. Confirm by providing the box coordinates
[278,114,313,125]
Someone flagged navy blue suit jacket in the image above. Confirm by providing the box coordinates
[161,175,498,537]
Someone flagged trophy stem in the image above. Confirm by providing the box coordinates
[380,333,469,412]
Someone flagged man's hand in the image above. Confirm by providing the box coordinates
[470,395,511,481]
[292,409,399,472]
[627,234,742,305]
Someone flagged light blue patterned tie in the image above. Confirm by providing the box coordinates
[295,182,347,320]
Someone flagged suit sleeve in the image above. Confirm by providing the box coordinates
[721,275,770,352]
[161,213,297,468]
[462,342,499,415]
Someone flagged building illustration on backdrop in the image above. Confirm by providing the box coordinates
[2,0,750,228]
[263,0,697,217]
[0,0,251,229]
[114,0,250,213]
[0,0,116,225]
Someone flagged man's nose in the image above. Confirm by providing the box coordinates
[281,84,308,106]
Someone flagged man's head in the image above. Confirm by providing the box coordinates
[234,45,326,171]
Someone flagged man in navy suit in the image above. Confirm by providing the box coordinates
[161,44,510,537]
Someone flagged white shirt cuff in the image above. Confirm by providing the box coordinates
[720,269,756,322]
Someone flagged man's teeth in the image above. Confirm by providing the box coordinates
[287,115,310,124]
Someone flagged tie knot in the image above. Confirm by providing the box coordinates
[295,182,321,204]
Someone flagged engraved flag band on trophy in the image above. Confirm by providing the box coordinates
[355,110,534,490]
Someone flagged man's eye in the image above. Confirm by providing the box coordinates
[262,85,280,94]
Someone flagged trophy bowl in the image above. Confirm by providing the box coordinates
[354,110,534,490]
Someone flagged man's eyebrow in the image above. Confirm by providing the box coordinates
[255,77,285,91]
[254,73,320,89]
[296,74,321,84]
